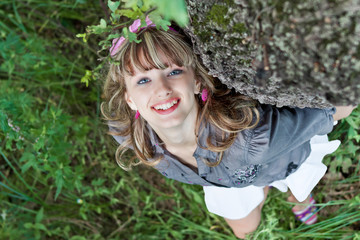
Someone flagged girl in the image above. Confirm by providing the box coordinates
[101,22,355,239]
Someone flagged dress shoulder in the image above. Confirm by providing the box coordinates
[246,104,335,163]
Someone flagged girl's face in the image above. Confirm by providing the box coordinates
[124,63,200,130]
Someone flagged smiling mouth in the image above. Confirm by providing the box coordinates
[152,99,180,115]
[153,99,179,110]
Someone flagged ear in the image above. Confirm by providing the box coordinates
[124,92,137,111]
[194,79,201,94]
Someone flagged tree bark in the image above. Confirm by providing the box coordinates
[184,0,360,108]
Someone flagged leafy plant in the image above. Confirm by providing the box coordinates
[77,0,189,84]
[0,0,358,239]
[326,106,360,174]
[86,0,189,41]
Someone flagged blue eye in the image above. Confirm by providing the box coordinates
[137,78,150,85]
[169,69,183,76]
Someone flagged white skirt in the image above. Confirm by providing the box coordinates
[203,134,341,220]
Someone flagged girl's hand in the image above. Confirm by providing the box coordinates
[333,105,357,121]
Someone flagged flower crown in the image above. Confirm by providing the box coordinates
[109,16,177,57]
[110,16,155,56]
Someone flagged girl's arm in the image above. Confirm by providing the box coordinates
[333,106,357,121]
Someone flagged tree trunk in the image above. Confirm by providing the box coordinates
[184,0,360,108]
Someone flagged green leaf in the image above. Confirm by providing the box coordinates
[80,70,92,87]
[19,152,36,173]
[111,12,120,21]
[19,152,35,163]
[123,0,140,10]
[34,137,45,151]
[83,189,94,198]
[107,33,122,40]
[79,210,88,221]
[149,0,188,27]
[190,190,203,205]
[76,33,87,43]
[34,223,48,231]
[345,117,358,129]
[148,14,170,31]
[24,223,34,229]
[100,19,107,28]
[91,178,106,186]
[108,0,121,13]
[96,206,102,214]
[87,19,110,34]
[342,158,352,173]
[70,236,87,240]
[20,159,35,173]
[117,9,140,19]
[137,0,143,9]
[329,160,337,173]
[122,27,141,43]
[35,207,44,223]
[354,134,360,143]
[55,169,64,200]
[335,155,343,167]
[348,126,356,139]
[5,140,13,151]
[347,141,358,155]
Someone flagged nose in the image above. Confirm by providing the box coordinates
[154,76,172,98]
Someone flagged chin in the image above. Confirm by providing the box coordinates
[155,117,185,129]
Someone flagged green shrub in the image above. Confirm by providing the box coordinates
[0,0,359,239]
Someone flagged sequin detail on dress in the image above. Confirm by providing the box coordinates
[232,164,262,184]
[285,162,298,177]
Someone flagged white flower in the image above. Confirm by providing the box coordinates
[1,210,6,221]
[7,119,13,128]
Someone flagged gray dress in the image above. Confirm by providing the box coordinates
[112,104,336,188]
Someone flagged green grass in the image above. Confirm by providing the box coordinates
[0,1,359,239]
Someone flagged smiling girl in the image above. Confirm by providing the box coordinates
[101,21,355,239]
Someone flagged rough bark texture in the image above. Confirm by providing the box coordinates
[184,0,360,108]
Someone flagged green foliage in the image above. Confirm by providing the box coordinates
[108,0,121,13]
[81,70,94,87]
[77,0,189,87]
[326,106,360,174]
[0,86,90,200]
[0,0,358,239]
[252,188,360,240]
[82,0,188,48]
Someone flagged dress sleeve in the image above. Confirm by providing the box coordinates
[108,122,133,149]
[247,104,336,162]
[112,133,128,145]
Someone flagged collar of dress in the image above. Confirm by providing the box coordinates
[146,122,219,174]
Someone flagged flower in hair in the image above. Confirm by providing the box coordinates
[110,16,155,56]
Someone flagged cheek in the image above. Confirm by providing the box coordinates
[131,93,150,108]
[187,81,198,95]
[182,76,196,91]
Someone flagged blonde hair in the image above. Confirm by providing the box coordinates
[101,28,259,170]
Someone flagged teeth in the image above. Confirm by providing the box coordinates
[154,100,178,110]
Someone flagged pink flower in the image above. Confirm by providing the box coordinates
[129,19,141,32]
[145,16,154,27]
[110,37,126,56]
[110,16,155,56]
